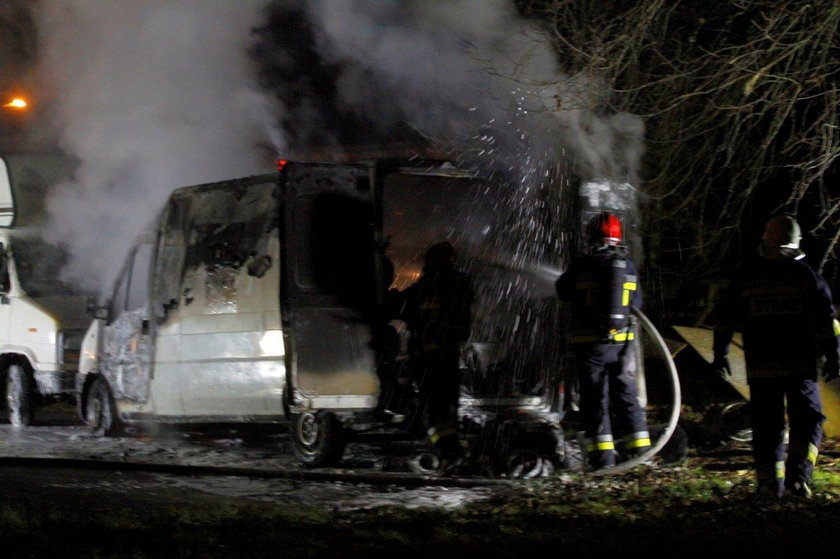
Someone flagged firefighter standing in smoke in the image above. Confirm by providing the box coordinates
[711,214,840,499]
[556,212,651,469]
[397,242,474,471]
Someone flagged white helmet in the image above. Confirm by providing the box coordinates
[762,214,801,250]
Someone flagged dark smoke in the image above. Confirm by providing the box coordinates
[252,1,644,174]
[0,1,37,86]
[250,1,424,155]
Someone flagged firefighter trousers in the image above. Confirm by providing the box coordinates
[413,347,463,458]
[574,342,650,468]
[749,378,825,492]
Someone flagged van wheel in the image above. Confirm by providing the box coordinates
[86,377,122,436]
[290,411,345,467]
[500,449,549,479]
[6,364,33,427]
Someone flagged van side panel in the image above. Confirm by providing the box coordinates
[175,233,283,416]
[150,179,284,418]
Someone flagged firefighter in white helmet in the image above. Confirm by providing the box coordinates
[712,214,840,499]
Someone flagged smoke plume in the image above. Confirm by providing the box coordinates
[34,0,277,294]
[255,0,643,182]
[24,0,644,296]
[254,0,644,263]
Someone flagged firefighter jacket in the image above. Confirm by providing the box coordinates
[555,246,641,344]
[713,256,840,380]
[399,268,474,353]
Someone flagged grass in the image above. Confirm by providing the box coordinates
[4,461,840,558]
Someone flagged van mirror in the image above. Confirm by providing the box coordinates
[0,243,9,293]
[86,296,109,320]
[0,157,14,227]
[0,157,15,227]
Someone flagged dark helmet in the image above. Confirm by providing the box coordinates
[586,212,622,246]
[424,241,456,270]
[762,214,801,250]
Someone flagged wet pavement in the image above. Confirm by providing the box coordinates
[0,405,505,511]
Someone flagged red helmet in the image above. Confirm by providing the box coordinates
[586,212,622,246]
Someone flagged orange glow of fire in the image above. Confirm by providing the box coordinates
[2,98,28,109]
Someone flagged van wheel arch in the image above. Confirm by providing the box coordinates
[79,373,100,419]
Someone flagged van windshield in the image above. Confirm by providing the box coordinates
[12,236,84,296]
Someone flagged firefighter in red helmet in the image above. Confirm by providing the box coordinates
[711,214,840,499]
[556,212,651,469]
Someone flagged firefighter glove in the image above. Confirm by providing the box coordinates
[712,355,732,378]
[824,359,840,383]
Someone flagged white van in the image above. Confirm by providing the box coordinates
[0,153,90,426]
[77,160,571,467]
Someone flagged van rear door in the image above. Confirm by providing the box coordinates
[281,162,381,411]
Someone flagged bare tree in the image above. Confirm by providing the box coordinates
[520,0,840,298]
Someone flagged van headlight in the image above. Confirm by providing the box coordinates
[57,329,84,365]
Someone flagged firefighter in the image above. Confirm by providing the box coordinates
[556,212,651,470]
[712,214,840,499]
[398,241,474,473]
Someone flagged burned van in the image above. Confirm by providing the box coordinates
[77,159,585,470]
[0,153,89,426]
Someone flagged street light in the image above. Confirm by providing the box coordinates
[2,98,28,110]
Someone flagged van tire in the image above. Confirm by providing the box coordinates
[290,411,345,467]
[86,377,122,436]
[6,364,33,427]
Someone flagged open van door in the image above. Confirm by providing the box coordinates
[282,163,382,411]
[281,162,388,464]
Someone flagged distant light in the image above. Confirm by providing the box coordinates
[2,98,28,109]
[276,159,288,171]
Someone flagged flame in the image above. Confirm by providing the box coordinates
[2,98,28,109]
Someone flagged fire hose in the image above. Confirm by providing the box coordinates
[589,306,682,476]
